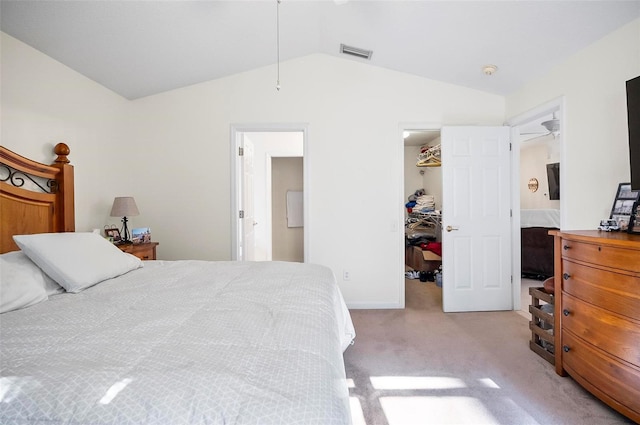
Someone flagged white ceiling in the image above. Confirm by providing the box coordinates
[404,130,440,147]
[1,1,639,100]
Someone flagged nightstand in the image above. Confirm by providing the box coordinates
[118,242,159,260]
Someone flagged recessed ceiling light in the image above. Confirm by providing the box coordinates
[482,64,498,76]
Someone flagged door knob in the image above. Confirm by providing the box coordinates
[446,226,459,232]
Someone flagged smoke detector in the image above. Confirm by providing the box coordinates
[482,64,498,76]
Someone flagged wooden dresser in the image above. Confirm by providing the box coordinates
[551,230,640,422]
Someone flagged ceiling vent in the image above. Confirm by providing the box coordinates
[340,44,373,60]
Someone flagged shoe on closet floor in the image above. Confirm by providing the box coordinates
[404,270,420,279]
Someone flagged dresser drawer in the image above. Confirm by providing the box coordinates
[562,260,640,320]
[562,294,640,365]
[562,330,640,420]
[561,238,640,273]
[118,242,158,260]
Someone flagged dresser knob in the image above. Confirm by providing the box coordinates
[563,309,570,316]
[563,245,571,250]
[563,273,570,280]
[563,345,570,353]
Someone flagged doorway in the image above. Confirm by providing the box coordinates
[400,121,548,310]
[507,97,564,315]
[403,127,443,307]
[231,126,307,262]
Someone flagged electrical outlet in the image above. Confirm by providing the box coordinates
[343,270,350,281]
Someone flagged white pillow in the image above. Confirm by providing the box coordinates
[13,232,142,293]
[0,251,49,313]
[2,251,64,296]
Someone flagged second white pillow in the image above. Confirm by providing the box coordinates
[13,232,142,293]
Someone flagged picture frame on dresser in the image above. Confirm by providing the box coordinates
[628,201,640,234]
[610,183,640,231]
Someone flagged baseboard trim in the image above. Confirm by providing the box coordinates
[346,302,403,309]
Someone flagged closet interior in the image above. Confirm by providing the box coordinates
[404,130,443,284]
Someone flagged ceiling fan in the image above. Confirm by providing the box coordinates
[521,112,560,141]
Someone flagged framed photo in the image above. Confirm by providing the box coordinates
[104,227,121,242]
[132,227,151,244]
[609,183,640,231]
[628,202,640,234]
[612,215,630,231]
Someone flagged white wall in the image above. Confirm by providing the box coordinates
[2,32,505,308]
[128,55,505,308]
[1,32,137,234]
[404,145,423,214]
[520,138,561,210]
[507,18,640,230]
[421,138,443,212]
[271,157,304,262]
[405,141,442,212]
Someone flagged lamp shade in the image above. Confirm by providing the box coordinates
[110,197,140,217]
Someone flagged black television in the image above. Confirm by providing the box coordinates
[627,76,640,191]
[547,162,560,200]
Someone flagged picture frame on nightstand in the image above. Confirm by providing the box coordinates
[132,227,152,244]
[104,227,121,243]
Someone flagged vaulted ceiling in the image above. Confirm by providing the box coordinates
[2,1,639,100]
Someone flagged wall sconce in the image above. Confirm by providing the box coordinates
[528,178,539,192]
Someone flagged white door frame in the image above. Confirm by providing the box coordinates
[230,123,309,261]
[505,96,565,310]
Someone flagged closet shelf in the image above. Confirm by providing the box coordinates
[407,211,442,228]
[417,161,441,167]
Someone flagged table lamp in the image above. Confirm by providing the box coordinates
[110,197,139,244]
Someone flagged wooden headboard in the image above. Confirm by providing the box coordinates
[0,143,75,253]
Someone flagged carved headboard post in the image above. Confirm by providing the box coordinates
[0,143,76,253]
[51,143,75,232]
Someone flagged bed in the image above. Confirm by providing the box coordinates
[0,144,355,425]
[520,209,560,279]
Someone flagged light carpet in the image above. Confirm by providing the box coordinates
[343,278,634,425]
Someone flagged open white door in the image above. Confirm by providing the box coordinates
[441,126,512,312]
[238,136,256,261]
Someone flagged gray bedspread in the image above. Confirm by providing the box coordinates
[0,260,354,425]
